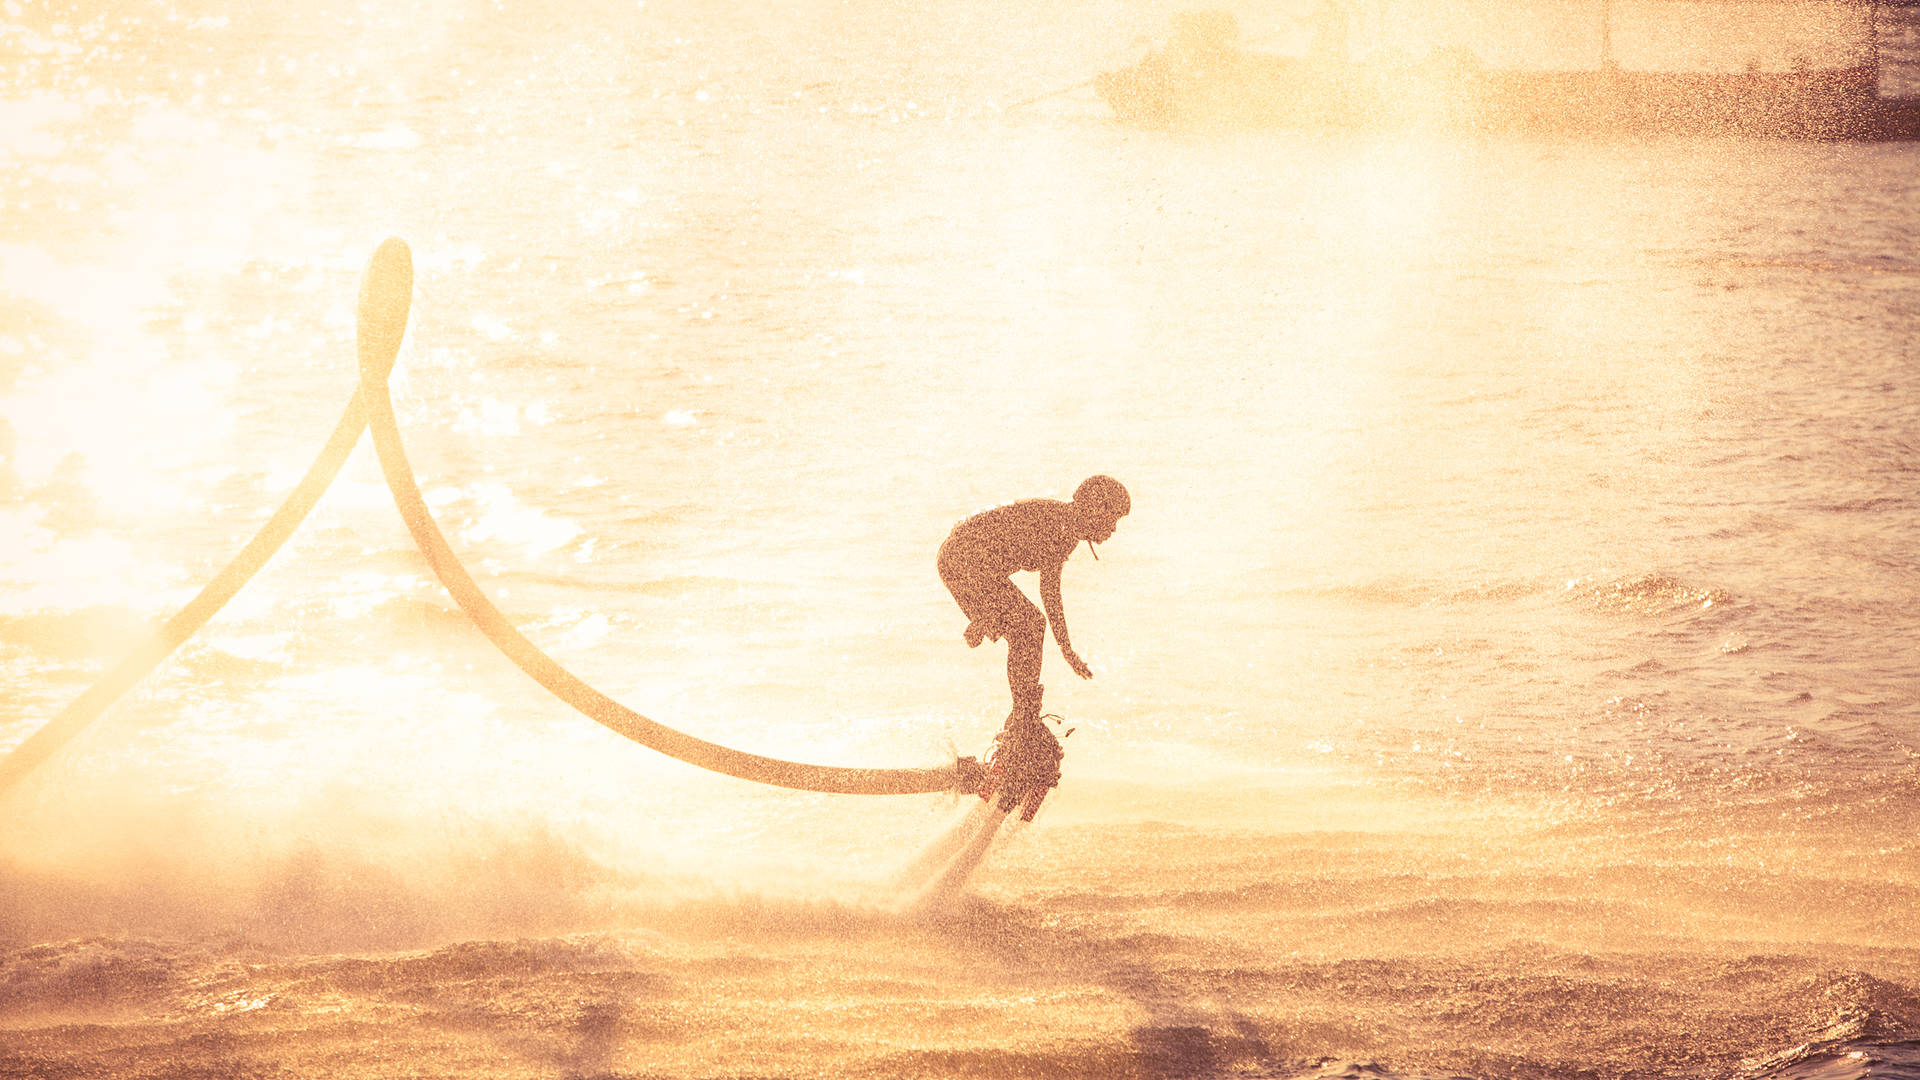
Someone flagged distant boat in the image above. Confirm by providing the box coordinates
[1094,4,1920,139]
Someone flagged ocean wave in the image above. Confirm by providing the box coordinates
[1291,579,1549,609]
[0,936,213,1015]
[1294,572,1745,619]
[1752,1038,1920,1080]
[1748,972,1920,1079]
[1815,497,1912,515]
[1568,573,1732,618]
[1799,972,1920,1043]
[282,935,657,996]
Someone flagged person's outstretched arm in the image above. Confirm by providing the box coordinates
[1041,562,1093,679]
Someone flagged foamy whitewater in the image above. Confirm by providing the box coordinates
[2,1,1917,1077]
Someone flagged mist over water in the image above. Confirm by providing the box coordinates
[3,1,1918,1077]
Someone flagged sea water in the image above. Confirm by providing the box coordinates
[2,1,1917,1077]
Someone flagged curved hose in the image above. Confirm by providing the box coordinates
[0,243,417,797]
[2,237,965,800]
[0,393,375,798]
[359,239,960,795]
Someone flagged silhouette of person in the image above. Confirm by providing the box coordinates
[937,475,1130,730]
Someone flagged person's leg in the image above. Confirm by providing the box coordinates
[939,543,1002,646]
[993,600,1059,814]
[1000,591,1046,719]
[937,544,1046,718]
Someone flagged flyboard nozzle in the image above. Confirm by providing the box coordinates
[975,717,1065,822]
[357,236,413,385]
[953,755,989,795]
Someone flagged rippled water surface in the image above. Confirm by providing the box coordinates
[2,2,1918,1077]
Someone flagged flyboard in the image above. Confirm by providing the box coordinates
[0,238,1072,846]
[977,713,1068,822]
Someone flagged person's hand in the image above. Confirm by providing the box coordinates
[1064,648,1093,679]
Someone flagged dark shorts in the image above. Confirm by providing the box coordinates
[938,537,1042,640]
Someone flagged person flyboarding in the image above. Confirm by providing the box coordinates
[938,475,1129,816]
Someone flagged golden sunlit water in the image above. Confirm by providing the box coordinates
[3,1,1919,1077]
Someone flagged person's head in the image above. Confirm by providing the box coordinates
[1071,475,1130,543]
